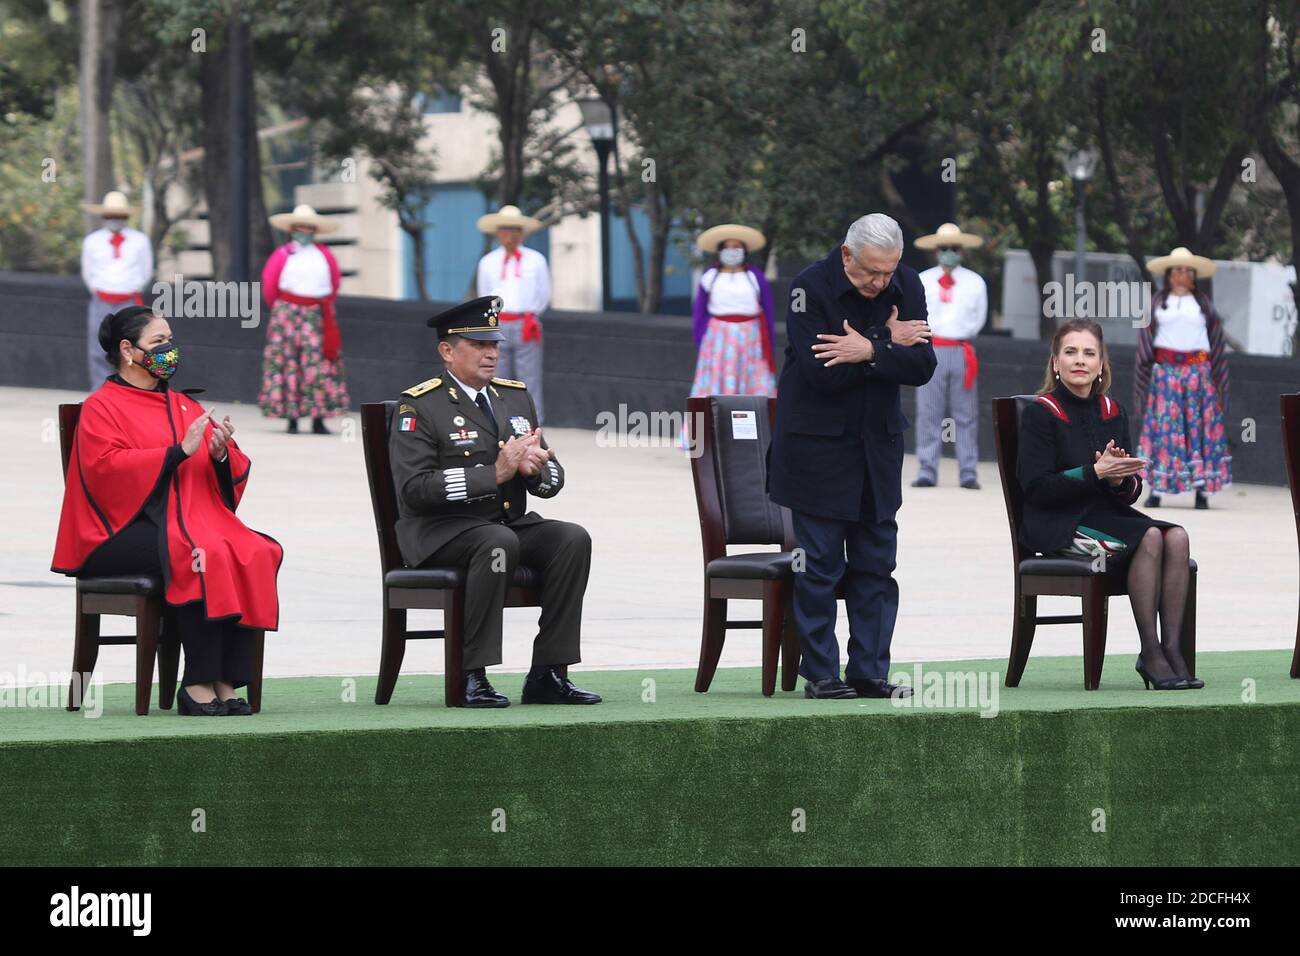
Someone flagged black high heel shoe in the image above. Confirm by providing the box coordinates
[1144,493,1161,508]
[178,686,229,716]
[1194,491,1209,510]
[1135,658,1190,690]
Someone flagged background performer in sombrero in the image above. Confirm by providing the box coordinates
[688,223,777,402]
[258,204,351,434]
[475,205,551,422]
[912,223,987,489]
[80,191,153,391]
[1134,246,1231,509]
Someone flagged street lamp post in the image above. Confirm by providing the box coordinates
[1063,147,1099,314]
[579,97,616,312]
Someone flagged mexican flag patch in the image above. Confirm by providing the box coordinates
[399,416,416,432]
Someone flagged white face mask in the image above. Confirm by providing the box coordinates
[719,247,746,267]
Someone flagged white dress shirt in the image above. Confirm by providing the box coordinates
[1153,292,1211,352]
[476,245,551,313]
[700,268,761,316]
[278,242,334,298]
[80,227,153,294]
[446,371,495,418]
[918,264,987,339]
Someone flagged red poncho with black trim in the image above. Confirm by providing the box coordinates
[51,380,283,630]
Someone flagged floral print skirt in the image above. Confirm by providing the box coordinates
[258,299,350,420]
[1137,361,1230,495]
[689,316,776,399]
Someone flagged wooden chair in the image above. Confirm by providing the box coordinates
[1281,393,1300,679]
[687,395,804,696]
[59,403,264,715]
[360,401,545,707]
[992,395,1197,690]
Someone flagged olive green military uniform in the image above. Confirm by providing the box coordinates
[388,373,591,670]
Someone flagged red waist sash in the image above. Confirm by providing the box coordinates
[930,336,978,389]
[278,291,341,361]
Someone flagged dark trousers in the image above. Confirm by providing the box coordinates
[420,518,591,670]
[790,489,900,682]
[81,518,254,688]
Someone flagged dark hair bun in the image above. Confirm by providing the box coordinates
[98,305,156,367]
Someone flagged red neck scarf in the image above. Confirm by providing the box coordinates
[108,232,126,258]
[937,271,955,303]
[500,247,523,278]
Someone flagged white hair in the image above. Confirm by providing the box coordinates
[843,213,903,257]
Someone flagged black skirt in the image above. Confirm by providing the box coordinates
[1060,495,1181,575]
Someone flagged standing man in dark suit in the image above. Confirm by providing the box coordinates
[388,296,601,708]
[768,214,937,700]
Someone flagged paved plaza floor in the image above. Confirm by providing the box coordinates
[0,385,1288,685]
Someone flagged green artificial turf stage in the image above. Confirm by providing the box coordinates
[1,651,1297,866]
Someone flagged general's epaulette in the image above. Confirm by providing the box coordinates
[491,377,527,389]
[1035,393,1069,423]
[402,377,442,397]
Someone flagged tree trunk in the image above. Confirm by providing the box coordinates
[1260,123,1300,356]
[198,16,272,282]
[79,0,120,229]
[642,178,669,314]
[1030,241,1057,341]
[403,220,430,301]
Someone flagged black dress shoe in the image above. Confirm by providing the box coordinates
[462,668,510,708]
[849,678,913,699]
[222,697,253,716]
[178,687,228,716]
[311,417,330,435]
[1144,493,1160,508]
[521,666,602,704]
[960,478,981,490]
[911,477,936,488]
[1194,491,1209,509]
[804,678,858,699]
[286,418,299,434]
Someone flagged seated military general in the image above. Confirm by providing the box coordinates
[388,296,601,708]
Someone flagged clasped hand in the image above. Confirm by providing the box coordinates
[1093,440,1146,485]
[496,428,552,483]
[181,409,235,461]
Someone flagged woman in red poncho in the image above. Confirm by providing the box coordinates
[52,306,283,716]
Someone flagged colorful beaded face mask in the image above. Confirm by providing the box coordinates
[137,341,180,380]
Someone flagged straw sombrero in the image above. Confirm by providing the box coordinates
[269,204,339,234]
[82,191,137,218]
[1146,246,1216,278]
[914,222,983,250]
[696,223,766,254]
[476,204,543,236]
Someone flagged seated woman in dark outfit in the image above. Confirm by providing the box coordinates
[1017,318,1201,691]
[52,306,283,715]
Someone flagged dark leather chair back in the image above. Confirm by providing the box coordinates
[688,396,790,561]
[993,395,1039,566]
[361,401,404,576]
[709,395,786,545]
[58,404,82,479]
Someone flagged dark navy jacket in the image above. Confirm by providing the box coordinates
[767,246,937,522]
